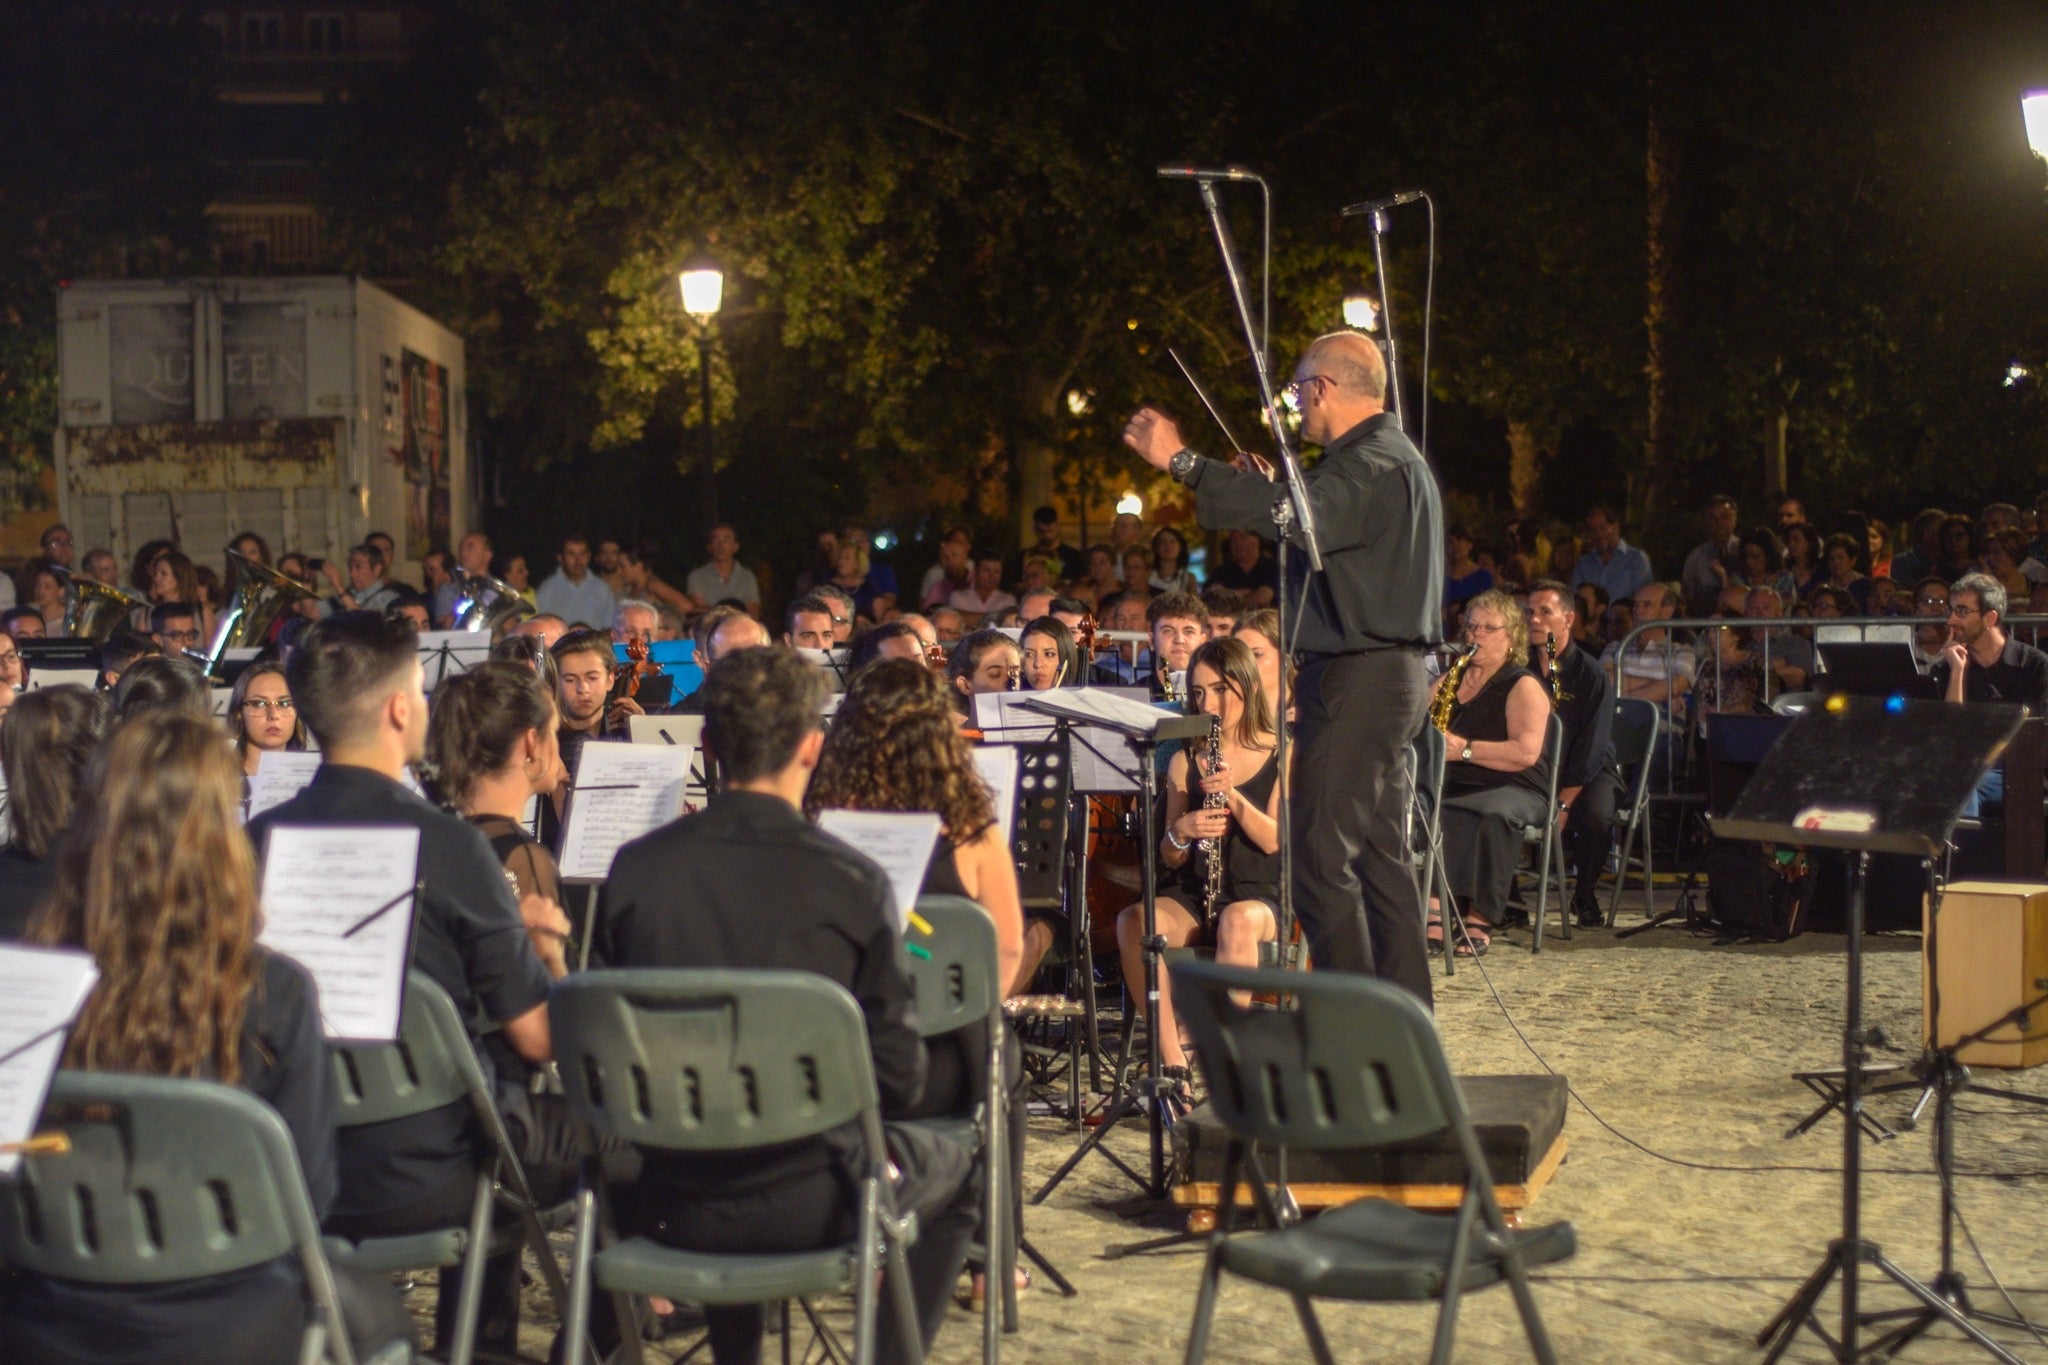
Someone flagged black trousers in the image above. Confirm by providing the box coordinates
[324,1092,639,1353]
[1440,783,1552,927]
[1566,768,1625,907]
[637,1122,977,1365]
[1293,649,1434,1005]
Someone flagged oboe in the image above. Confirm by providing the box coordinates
[1200,714,1225,918]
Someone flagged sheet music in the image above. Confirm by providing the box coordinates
[970,745,1019,847]
[0,945,97,1175]
[416,631,493,690]
[258,826,420,1042]
[558,741,691,881]
[815,810,942,933]
[1024,685,1183,732]
[972,692,1054,744]
[629,714,713,806]
[210,686,236,719]
[522,793,541,841]
[246,749,324,821]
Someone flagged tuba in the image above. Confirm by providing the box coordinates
[202,548,317,676]
[452,567,535,635]
[63,575,148,643]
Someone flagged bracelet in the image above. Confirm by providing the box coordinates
[1164,829,1192,852]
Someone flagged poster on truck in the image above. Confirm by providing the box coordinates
[397,349,449,560]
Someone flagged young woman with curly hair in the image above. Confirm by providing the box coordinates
[10,714,411,1365]
[807,656,1029,1306]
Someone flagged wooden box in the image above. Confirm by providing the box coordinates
[1924,880,2048,1069]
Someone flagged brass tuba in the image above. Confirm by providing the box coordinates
[62,575,148,643]
[202,548,317,676]
[452,567,535,635]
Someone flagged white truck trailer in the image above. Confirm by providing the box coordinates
[54,276,470,582]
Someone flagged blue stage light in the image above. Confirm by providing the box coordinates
[1885,693,1907,713]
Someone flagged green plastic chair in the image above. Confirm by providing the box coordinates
[904,893,1010,1359]
[550,968,924,1365]
[324,970,575,1365]
[1169,960,1576,1365]
[1603,698,1662,925]
[1522,713,1572,952]
[0,1070,393,1365]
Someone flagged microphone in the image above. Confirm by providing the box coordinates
[1339,190,1425,217]
[1157,164,1262,183]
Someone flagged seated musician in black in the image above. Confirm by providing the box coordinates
[247,612,619,1355]
[1115,637,1285,1110]
[1524,579,1620,928]
[11,715,412,1365]
[807,656,1028,1305]
[1434,590,1555,956]
[1937,573,2048,817]
[596,646,976,1365]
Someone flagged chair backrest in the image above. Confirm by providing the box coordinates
[0,1071,321,1284]
[1540,710,1565,805]
[329,969,479,1129]
[550,968,879,1152]
[1169,958,1467,1153]
[1608,697,1660,770]
[905,895,1000,1039]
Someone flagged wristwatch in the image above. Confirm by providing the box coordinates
[1458,742,1473,763]
[1168,448,1198,483]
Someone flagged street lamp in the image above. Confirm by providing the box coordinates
[2024,91,2048,162]
[1341,290,1379,331]
[678,251,725,526]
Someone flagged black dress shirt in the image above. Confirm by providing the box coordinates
[1188,411,1444,655]
[1213,553,1281,600]
[0,845,57,941]
[5,949,336,1362]
[595,789,924,1196]
[1932,637,2048,712]
[248,763,553,1219]
[1544,641,1615,790]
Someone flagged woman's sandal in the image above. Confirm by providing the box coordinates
[962,1265,1032,1312]
[1455,917,1492,958]
[1160,1063,1199,1118]
[1426,910,1446,955]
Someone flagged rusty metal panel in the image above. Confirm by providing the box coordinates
[63,419,344,498]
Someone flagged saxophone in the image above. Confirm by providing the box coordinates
[1200,714,1225,917]
[1430,648,1475,732]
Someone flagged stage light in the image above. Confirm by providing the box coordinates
[1342,291,1379,331]
[2024,91,2048,161]
[1066,389,1092,417]
[1885,693,1907,713]
[678,251,724,318]
[1825,692,1849,714]
[1116,490,1144,516]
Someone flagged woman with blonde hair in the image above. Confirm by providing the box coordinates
[10,714,411,1364]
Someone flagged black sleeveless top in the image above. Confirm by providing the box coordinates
[1443,664,1552,799]
[1177,744,1282,912]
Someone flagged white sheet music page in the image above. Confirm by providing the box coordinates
[971,692,1054,744]
[970,745,1019,846]
[246,749,325,822]
[259,825,420,1042]
[629,714,711,805]
[0,945,97,1175]
[815,810,942,933]
[558,741,691,881]
[416,631,493,690]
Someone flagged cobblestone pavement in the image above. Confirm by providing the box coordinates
[457,909,2048,1363]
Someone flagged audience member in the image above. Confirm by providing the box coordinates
[686,523,763,615]
[949,551,1017,627]
[1570,505,1653,604]
[1780,521,1823,602]
[1777,496,1807,530]
[1148,526,1198,594]
[1938,573,2048,816]
[1078,543,1124,608]
[534,533,618,628]
[1445,524,1495,615]
[1935,513,1977,582]
[1014,505,1084,583]
[1680,495,1742,616]
[920,526,973,609]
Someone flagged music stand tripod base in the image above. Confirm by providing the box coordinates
[1714,694,2025,1365]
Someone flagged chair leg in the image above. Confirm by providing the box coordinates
[1182,1246,1226,1365]
[1606,802,1637,921]
[1553,831,1571,941]
[1641,798,1656,922]
[1501,1245,1561,1365]
[1291,1294,1337,1365]
[561,1188,598,1365]
[1532,830,1548,955]
[852,1178,883,1365]
[781,1299,793,1365]
[984,1029,1006,1364]
[444,1171,495,1365]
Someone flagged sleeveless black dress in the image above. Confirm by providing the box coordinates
[1173,745,1282,917]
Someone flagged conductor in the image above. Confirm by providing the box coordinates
[1123,330,1442,1004]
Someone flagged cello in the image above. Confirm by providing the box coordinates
[1074,614,1143,956]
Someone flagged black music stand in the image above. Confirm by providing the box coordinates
[1711,694,2027,1365]
[1017,691,1209,1203]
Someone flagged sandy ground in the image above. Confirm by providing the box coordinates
[426,895,2048,1364]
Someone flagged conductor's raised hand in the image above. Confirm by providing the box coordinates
[1122,406,1185,470]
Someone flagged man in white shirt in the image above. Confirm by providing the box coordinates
[534,534,618,628]
[947,553,1017,627]
[1602,581,1696,714]
[683,524,761,615]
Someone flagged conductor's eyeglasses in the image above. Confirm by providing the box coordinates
[1281,374,1332,411]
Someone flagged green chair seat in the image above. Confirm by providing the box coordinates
[906,1112,982,1152]
[1219,1198,1578,1301]
[593,1236,856,1303]
[325,1228,468,1273]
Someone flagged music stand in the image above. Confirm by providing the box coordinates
[1711,694,2027,1365]
[1016,690,1209,1202]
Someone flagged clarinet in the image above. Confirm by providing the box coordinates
[1200,714,1225,918]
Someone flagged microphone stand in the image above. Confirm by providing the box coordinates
[1366,205,1407,429]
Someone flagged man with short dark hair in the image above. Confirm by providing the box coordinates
[551,626,638,778]
[1892,509,1948,587]
[947,552,1016,627]
[784,594,837,652]
[596,647,974,1365]
[323,543,400,616]
[1012,504,1083,584]
[98,626,159,690]
[1090,589,1209,698]
[685,523,762,616]
[148,601,200,655]
[1937,573,2048,816]
[391,595,432,633]
[1211,529,1278,608]
[1018,586,1057,623]
[534,534,618,628]
[249,612,603,1354]
[1200,585,1248,638]
[420,546,453,612]
[1527,580,1621,926]
[1571,505,1653,605]
[81,547,120,587]
[38,523,74,571]
[1777,496,1807,530]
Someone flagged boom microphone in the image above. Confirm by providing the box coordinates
[1339,190,1425,217]
[1157,164,1262,183]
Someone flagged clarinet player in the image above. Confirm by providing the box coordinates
[1123,329,1444,1004]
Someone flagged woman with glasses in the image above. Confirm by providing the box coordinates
[230,661,304,792]
[1432,590,1553,957]
[0,635,23,691]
